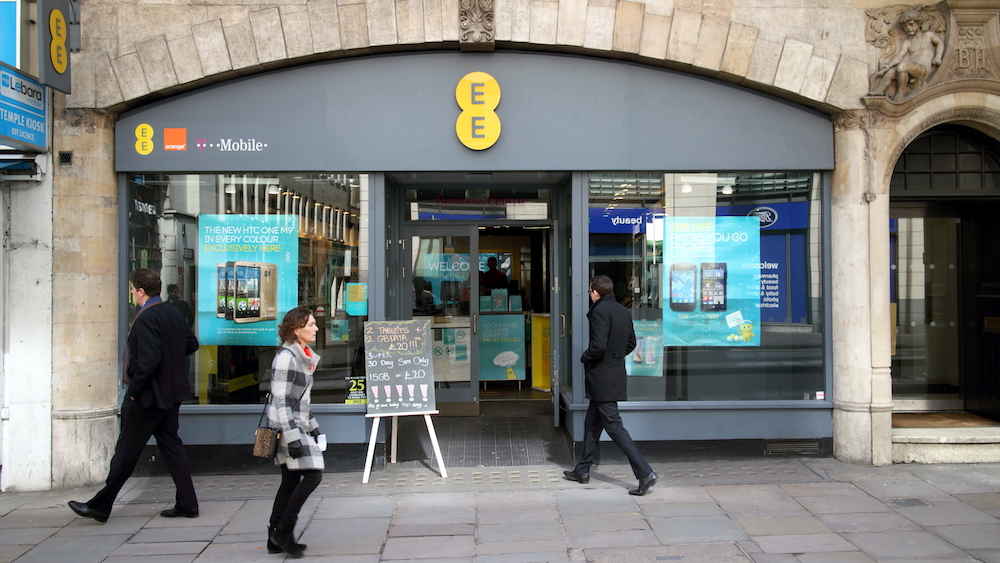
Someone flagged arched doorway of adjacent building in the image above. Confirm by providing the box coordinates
[890,124,1000,426]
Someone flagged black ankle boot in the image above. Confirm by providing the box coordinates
[269,524,306,558]
[266,526,282,554]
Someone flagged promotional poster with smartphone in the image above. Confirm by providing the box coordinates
[663,216,761,346]
[198,215,299,345]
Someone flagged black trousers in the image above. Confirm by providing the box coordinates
[88,400,198,515]
[270,465,322,529]
[574,400,653,479]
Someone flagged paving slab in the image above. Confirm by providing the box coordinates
[553,488,639,515]
[583,542,752,562]
[476,551,570,562]
[564,528,660,549]
[638,501,726,517]
[14,533,131,563]
[928,523,1000,550]
[188,540,278,562]
[477,520,565,542]
[476,509,561,525]
[815,511,921,533]
[392,506,475,525]
[104,555,196,563]
[56,516,149,535]
[129,526,223,543]
[796,494,894,515]
[477,491,556,511]
[795,553,877,562]
[316,495,398,519]
[388,523,474,536]
[647,515,748,543]
[732,515,833,536]
[561,512,649,532]
[381,534,475,559]
[0,527,59,545]
[298,516,390,555]
[0,544,31,563]
[0,506,77,528]
[707,484,810,517]
[751,533,858,554]
[108,541,209,556]
[844,530,970,560]
[475,539,568,555]
[896,501,998,526]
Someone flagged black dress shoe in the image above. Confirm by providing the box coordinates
[160,506,199,518]
[562,470,590,484]
[629,471,658,496]
[68,500,109,523]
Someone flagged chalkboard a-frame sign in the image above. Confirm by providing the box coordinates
[363,318,436,416]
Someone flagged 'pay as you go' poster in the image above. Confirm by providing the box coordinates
[662,216,760,347]
[197,215,299,346]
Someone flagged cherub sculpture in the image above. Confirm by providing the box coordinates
[866,6,946,101]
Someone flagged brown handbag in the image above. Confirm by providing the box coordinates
[252,395,280,458]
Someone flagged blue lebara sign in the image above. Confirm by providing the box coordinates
[662,216,761,347]
[0,62,47,151]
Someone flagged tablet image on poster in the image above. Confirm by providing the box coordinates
[198,215,299,345]
[662,216,760,347]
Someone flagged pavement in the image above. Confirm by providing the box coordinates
[2,458,1000,562]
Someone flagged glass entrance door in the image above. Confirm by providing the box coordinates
[405,225,481,414]
[890,215,963,410]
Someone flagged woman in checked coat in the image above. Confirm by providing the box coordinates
[266,306,323,558]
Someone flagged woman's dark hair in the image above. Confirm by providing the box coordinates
[278,306,314,343]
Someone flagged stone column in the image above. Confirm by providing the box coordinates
[50,103,120,489]
[830,110,894,466]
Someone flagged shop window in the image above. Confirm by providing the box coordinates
[587,172,825,401]
[126,173,369,405]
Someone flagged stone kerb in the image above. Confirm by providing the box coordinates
[65,0,862,114]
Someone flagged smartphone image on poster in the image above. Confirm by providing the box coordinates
[259,263,278,320]
[633,337,644,363]
[669,263,697,312]
[234,262,261,323]
[216,264,227,318]
[225,262,236,320]
[700,262,728,312]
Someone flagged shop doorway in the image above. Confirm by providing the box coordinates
[389,173,572,427]
[890,125,1000,423]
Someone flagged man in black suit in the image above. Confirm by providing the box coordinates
[563,275,657,495]
[69,268,201,522]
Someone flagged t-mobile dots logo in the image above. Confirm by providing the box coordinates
[197,139,207,150]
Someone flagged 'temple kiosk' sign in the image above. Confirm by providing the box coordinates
[363,318,436,416]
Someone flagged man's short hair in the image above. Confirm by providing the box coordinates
[129,268,162,297]
[167,284,179,292]
[590,275,614,296]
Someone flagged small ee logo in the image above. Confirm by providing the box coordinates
[135,123,154,155]
[455,72,500,151]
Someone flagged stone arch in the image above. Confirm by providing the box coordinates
[883,93,1000,189]
[64,0,866,114]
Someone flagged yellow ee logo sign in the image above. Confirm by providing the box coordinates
[49,9,68,74]
[135,124,154,155]
[455,72,500,151]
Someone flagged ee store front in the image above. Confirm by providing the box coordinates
[115,51,834,467]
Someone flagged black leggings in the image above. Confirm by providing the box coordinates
[270,465,322,529]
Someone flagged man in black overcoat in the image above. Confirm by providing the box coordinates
[564,275,658,495]
[69,268,201,522]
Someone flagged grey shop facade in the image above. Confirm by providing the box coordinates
[114,51,835,470]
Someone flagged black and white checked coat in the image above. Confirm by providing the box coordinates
[267,342,324,470]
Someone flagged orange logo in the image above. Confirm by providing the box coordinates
[164,128,187,151]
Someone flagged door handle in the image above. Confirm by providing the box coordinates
[560,314,566,338]
[473,313,478,334]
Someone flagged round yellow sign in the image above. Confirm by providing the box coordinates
[455,72,501,151]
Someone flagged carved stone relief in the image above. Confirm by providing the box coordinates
[865,4,948,102]
[940,25,997,81]
[460,0,495,52]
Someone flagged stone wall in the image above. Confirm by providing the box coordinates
[64,0,870,113]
